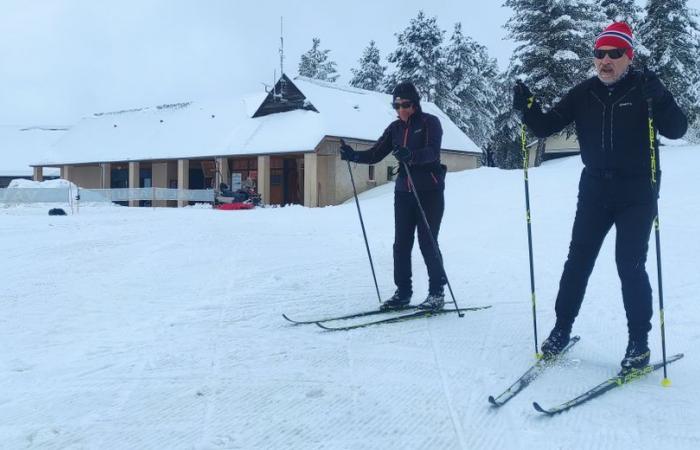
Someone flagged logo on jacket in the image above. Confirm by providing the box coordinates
[618,102,633,107]
[414,128,423,134]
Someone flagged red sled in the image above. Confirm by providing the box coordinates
[216,202,255,210]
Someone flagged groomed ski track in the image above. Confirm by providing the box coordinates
[1,145,698,448]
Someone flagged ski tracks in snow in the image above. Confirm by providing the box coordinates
[426,318,469,449]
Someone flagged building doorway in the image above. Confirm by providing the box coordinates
[270,156,303,205]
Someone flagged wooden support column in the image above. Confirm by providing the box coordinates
[177,159,189,208]
[61,165,71,182]
[32,167,43,182]
[128,161,140,207]
[304,153,318,207]
[216,157,229,191]
[152,162,168,207]
[101,163,111,189]
[257,155,270,205]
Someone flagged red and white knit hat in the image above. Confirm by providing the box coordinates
[595,22,634,59]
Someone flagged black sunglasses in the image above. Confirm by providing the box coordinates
[593,48,629,59]
[392,101,413,110]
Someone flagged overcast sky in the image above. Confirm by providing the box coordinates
[2,0,698,126]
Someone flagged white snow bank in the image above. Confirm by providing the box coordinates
[7,178,76,189]
[0,144,698,449]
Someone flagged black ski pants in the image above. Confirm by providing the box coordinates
[555,170,656,339]
[393,190,446,295]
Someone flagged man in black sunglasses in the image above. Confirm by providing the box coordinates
[512,22,688,372]
[339,81,448,311]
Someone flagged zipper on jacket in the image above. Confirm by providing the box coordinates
[590,90,606,153]
[610,86,637,154]
[402,125,412,191]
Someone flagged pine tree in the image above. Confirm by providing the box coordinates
[505,0,603,108]
[384,13,498,150]
[349,41,386,91]
[385,11,446,103]
[298,38,339,82]
[443,23,499,149]
[692,78,700,141]
[503,0,604,164]
[488,71,524,169]
[598,0,642,28]
[639,0,700,126]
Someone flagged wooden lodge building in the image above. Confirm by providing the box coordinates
[32,75,483,207]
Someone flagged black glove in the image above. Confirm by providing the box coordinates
[642,69,667,104]
[513,81,533,112]
[339,141,359,162]
[392,145,412,163]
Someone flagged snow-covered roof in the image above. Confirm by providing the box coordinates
[38,76,482,166]
[0,126,67,176]
[290,77,481,153]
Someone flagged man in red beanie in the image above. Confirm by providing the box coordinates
[513,22,688,372]
[593,22,635,84]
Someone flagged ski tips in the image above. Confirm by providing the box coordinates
[487,396,501,407]
[315,322,335,331]
[532,402,549,414]
[282,313,312,324]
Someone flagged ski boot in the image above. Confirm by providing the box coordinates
[417,289,445,311]
[620,335,650,373]
[380,290,412,311]
[541,323,572,360]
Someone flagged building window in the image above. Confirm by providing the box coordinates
[368,165,375,181]
[387,166,395,181]
[270,157,283,186]
[231,158,258,187]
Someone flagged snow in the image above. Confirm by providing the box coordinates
[7,178,76,189]
[39,77,481,167]
[553,50,580,61]
[0,126,67,176]
[294,77,481,153]
[1,144,699,448]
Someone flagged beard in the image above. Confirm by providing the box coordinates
[598,65,631,86]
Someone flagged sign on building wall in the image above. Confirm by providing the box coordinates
[231,172,242,190]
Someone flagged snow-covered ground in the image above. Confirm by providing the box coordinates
[1,145,699,449]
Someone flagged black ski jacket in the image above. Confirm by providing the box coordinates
[523,70,687,180]
[353,109,446,192]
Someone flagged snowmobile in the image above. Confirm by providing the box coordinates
[215,183,261,210]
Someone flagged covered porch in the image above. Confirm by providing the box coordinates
[34,152,311,207]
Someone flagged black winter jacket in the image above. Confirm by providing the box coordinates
[523,69,688,179]
[353,109,446,192]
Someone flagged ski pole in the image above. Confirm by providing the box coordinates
[645,92,670,386]
[341,139,382,304]
[400,162,463,317]
[521,123,540,358]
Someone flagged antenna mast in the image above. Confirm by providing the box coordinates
[279,16,285,76]
[277,16,286,101]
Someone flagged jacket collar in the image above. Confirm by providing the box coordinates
[591,68,640,101]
